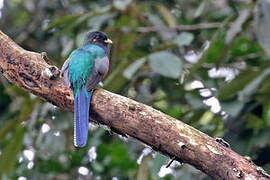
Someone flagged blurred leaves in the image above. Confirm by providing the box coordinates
[1,0,270,179]
[149,51,182,79]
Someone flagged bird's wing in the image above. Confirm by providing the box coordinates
[61,57,71,88]
[86,56,109,91]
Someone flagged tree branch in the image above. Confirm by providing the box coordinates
[0,30,269,180]
[137,22,224,33]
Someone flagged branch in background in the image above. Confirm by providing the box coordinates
[0,30,269,180]
[137,22,224,33]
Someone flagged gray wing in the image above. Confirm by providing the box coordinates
[86,56,109,91]
[61,58,71,88]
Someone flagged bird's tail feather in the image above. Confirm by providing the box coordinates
[74,88,91,147]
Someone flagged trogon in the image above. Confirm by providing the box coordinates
[61,31,112,147]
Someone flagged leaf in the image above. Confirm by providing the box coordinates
[97,142,137,172]
[0,119,18,142]
[148,51,182,79]
[226,9,250,44]
[53,13,92,37]
[87,13,117,30]
[246,113,264,132]
[36,130,66,159]
[113,0,132,11]
[221,101,244,117]
[0,125,25,177]
[262,103,270,127]
[249,129,270,150]
[194,0,207,18]
[239,68,270,101]
[47,15,80,29]
[37,159,66,173]
[199,111,214,125]
[123,57,146,79]
[185,94,205,109]
[202,31,226,63]
[150,154,168,180]
[174,32,194,46]
[155,3,177,28]
[166,104,182,118]
[147,14,177,41]
[258,76,270,103]
[254,1,270,56]
[137,154,151,180]
[230,37,263,57]
[189,15,235,74]
[218,68,262,100]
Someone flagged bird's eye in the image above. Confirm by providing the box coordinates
[93,38,97,42]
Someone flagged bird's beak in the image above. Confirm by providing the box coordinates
[104,38,113,44]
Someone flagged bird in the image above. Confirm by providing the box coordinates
[61,31,112,147]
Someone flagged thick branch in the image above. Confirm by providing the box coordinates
[0,30,269,180]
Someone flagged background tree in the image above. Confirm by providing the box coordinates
[0,0,270,179]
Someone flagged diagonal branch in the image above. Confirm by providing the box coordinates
[0,30,269,180]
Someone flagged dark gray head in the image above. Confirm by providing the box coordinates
[84,31,113,53]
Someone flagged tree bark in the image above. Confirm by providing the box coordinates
[0,30,269,180]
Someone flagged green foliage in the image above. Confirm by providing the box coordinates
[149,51,182,79]
[0,125,25,177]
[98,142,137,172]
[1,0,270,179]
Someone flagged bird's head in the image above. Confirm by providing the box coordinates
[84,31,113,49]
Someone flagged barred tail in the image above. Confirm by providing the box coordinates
[74,88,91,147]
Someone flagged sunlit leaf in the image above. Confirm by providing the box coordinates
[199,111,214,125]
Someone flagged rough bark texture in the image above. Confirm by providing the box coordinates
[0,30,269,180]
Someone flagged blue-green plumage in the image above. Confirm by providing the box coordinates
[61,31,112,147]
[68,45,106,95]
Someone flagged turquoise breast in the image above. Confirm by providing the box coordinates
[68,44,106,95]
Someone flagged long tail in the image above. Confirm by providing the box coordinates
[74,87,92,147]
